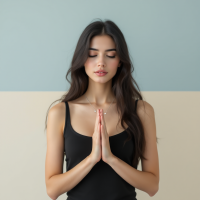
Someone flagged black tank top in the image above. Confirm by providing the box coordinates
[63,100,139,200]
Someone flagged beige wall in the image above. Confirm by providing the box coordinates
[0,92,199,200]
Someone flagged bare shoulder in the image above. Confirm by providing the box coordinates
[49,101,66,116]
[48,102,66,134]
[136,100,155,119]
[136,99,156,141]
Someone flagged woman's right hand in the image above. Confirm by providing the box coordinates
[89,109,102,164]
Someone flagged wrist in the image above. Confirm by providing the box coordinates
[87,154,98,166]
[106,155,117,166]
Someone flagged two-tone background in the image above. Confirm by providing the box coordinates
[0,1,199,199]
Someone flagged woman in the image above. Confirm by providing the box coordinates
[44,19,159,200]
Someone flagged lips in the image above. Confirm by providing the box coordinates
[95,72,107,76]
[95,70,107,73]
[95,72,107,74]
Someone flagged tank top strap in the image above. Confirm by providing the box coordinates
[135,99,139,112]
[63,101,69,137]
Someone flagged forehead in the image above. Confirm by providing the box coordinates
[89,35,116,50]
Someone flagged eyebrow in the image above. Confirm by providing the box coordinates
[89,48,116,52]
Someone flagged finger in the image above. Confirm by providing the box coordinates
[94,109,99,133]
[101,123,103,134]
[101,110,104,126]
[99,121,101,141]
[101,110,106,133]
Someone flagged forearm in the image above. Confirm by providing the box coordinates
[47,155,96,200]
[107,155,159,197]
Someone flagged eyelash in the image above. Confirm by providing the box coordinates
[88,55,115,58]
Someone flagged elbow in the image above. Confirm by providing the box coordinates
[47,188,58,200]
[148,173,159,197]
[149,184,159,197]
[46,179,59,200]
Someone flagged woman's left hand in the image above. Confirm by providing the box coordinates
[100,109,114,163]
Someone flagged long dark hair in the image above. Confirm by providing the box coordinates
[44,19,159,168]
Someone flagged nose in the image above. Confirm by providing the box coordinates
[97,54,106,67]
[98,62,105,68]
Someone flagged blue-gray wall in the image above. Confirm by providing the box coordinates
[0,0,199,91]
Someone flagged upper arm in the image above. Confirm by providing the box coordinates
[136,100,159,184]
[45,102,65,191]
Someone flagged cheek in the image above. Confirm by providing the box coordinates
[85,59,94,66]
[108,59,119,70]
[84,59,95,73]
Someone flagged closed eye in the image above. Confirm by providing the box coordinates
[88,55,115,58]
